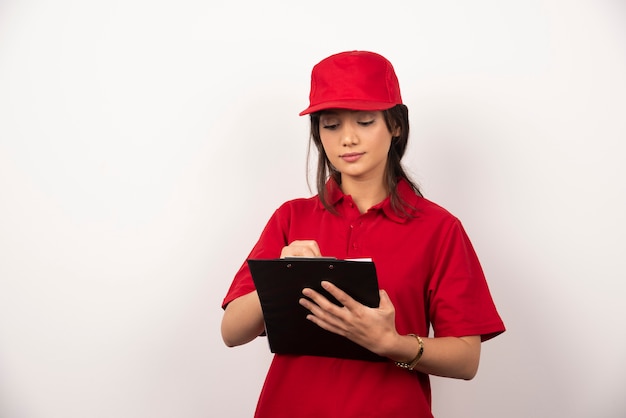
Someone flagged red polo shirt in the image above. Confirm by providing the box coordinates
[223,179,505,418]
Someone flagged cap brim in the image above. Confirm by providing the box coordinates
[299,100,399,116]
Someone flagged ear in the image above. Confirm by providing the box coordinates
[391,124,401,137]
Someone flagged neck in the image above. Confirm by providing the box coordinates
[340,176,388,214]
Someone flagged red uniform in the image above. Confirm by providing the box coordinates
[223,179,505,417]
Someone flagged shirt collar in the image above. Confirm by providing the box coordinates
[321,178,420,223]
[325,178,345,206]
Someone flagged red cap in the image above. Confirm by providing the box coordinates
[299,50,403,116]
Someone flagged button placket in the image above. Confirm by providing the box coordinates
[347,215,366,256]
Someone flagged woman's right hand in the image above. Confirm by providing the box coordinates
[221,240,323,347]
[280,240,322,258]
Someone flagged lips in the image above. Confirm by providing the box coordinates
[339,152,364,162]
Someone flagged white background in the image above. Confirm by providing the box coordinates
[1,0,625,417]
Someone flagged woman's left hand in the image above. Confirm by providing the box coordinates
[299,281,399,356]
[300,280,482,379]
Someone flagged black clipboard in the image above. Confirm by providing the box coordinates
[247,258,386,362]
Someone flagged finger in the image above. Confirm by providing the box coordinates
[280,244,315,258]
[280,240,322,258]
[300,240,322,257]
[378,289,392,308]
[298,294,330,318]
[319,281,360,310]
[280,246,308,257]
[303,240,322,257]
[301,306,342,334]
[299,294,345,335]
[301,287,342,314]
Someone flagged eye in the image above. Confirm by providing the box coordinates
[357,120,375,126]
[320,119,340,130]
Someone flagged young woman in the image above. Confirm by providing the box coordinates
[221,50,505,418]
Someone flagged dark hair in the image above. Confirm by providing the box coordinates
[306,104,422,216]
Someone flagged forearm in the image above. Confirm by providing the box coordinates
[299,282,482,380]
[382,334,481,380]
[221,291,265,347]
[222,241,320,347]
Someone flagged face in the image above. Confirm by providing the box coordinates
[318,110,398,184]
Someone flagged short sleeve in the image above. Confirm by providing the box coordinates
[427,219,505,341]
[221,204,292,309]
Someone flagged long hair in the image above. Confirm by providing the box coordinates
[306,104,422,216]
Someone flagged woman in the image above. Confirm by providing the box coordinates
[221,50,505,417]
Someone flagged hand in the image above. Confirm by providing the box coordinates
[299,281,400,356]
[280,240,322,258]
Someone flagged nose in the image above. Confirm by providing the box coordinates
[340,123,358,146]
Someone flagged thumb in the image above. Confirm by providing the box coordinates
[378,289,393,309]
